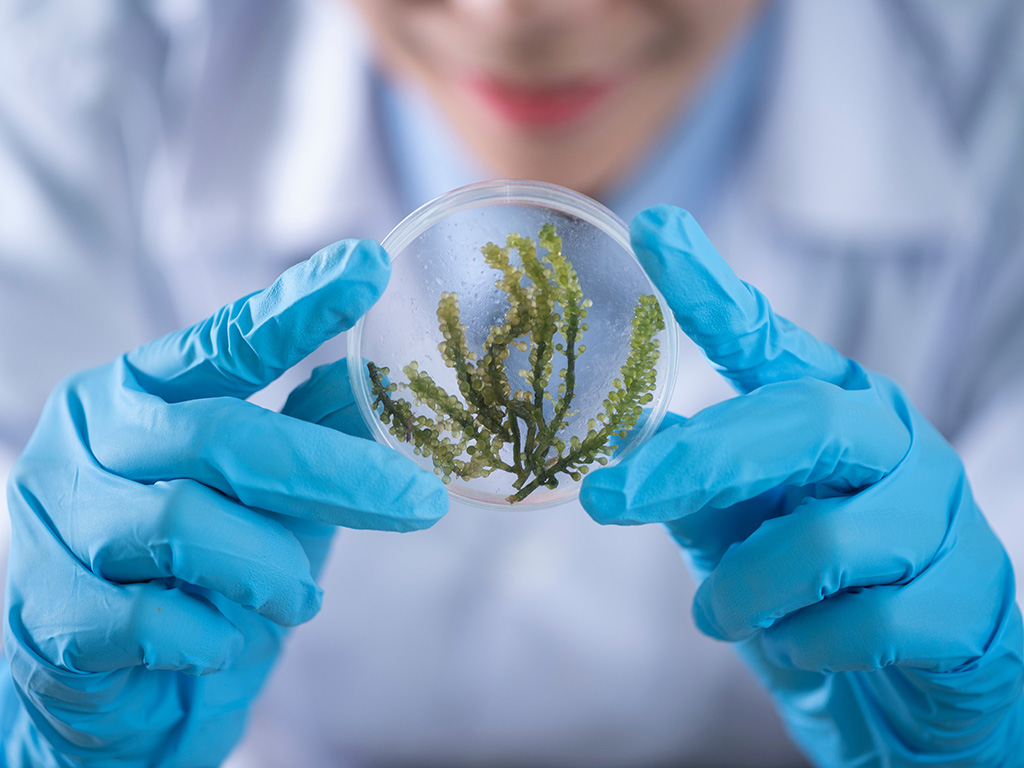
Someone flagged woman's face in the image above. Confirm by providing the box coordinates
[346,0,762,196]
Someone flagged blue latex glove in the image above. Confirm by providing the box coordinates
[581,207,1024,765]
[2,240,447,767]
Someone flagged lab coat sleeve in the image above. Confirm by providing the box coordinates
[950,220,1024,604]
[0,8,306,765]
[0,1,172,635]
[897,0,1024,615]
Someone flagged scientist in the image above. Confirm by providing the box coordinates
[1,1,1023,766]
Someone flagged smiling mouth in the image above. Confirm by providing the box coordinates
[463,75,618,129]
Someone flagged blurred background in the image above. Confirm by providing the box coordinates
[1,1,1021,766]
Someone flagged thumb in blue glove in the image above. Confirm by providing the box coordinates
[3,239,447,767]
[581,206,1024,766]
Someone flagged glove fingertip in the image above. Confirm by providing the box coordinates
[579,473,628,525]
[190,627,246,677]
[402,475,450,531]
[286,581,324,627]
[353,461,450,533]
[691,584,729,642]
[630,204,696,235]
[131,586,246,676]
[310,238,392,330]
[630,205,701,264]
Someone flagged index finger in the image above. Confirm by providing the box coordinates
[630,206,856,393]
[580,378,910,525]
[86,384,448,532]
[126,239,390,402]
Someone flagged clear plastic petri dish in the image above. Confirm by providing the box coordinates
[348,179,677,510]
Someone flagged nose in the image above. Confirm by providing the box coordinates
[449,0,598,30]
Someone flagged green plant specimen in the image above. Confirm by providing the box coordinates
[368,223,664,503]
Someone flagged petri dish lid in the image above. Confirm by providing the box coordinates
[348,179,677,510]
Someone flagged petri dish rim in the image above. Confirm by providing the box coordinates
[348,178,678,510]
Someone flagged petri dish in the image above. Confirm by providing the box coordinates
[348,179,677,510]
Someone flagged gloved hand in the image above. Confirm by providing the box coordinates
[580,206,1024,765]
[2,240,447,767]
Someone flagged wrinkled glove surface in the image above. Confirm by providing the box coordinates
[582,206,1024,766]
[3,240,447,767]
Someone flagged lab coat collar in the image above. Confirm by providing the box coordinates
[259,1,988,257]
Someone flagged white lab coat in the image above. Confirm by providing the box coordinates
[1,1,1022,766]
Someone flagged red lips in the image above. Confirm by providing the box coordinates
[464,75,616,129]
